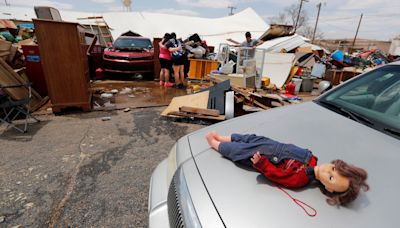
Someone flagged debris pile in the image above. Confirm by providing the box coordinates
[161,33,399,122]
[0,20,35,69]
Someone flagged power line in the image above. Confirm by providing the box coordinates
[308,13,399,23]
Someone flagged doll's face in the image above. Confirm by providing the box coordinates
[314,163,350,193]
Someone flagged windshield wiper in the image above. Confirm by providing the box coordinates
[384,128,400,137]
[318,100,374,126]
[340,107,374,126]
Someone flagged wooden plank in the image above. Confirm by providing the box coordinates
[231,86,269,110]
[161,91,210,116]
[167,111,225,121]
[179,106,220,117]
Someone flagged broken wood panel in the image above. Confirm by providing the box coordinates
[167,111,225,121]
[179,106,220,117]
[161,91,210,116]
[0,58,28,100]
[232,87,269,110]
[0,58,44,111]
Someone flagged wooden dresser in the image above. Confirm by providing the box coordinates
[33,19,92,113]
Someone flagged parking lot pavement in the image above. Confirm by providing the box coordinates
[0,107,205,227]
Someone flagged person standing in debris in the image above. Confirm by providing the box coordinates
[159,33,174,87]
[227,31,263,48]
[165,33,186,89]
[227,31,264,61]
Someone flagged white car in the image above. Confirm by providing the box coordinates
[148,62,400,228]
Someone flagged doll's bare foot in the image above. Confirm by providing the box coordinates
[206,131,220,151]
[206,131,217,144]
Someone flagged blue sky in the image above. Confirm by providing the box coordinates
[1,0,399,40]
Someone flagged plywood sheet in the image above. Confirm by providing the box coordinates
[261,53,295,89]
[161,91,209,116]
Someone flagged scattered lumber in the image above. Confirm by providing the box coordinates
[168,110,225,121]
[231,85,271,110]
[179,106,220,117]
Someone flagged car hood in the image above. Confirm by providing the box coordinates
[187,102,400,228]
[104,49,153,57]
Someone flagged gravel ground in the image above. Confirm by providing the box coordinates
[0,107,206,227]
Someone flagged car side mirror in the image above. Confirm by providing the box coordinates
[106,42,113,48]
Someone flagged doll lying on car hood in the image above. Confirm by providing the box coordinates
[206,131,369,206]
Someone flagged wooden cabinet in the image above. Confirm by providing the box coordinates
[33,19,91,113]
[188,59,219,80]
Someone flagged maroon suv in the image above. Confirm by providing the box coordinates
[103,35,154,77]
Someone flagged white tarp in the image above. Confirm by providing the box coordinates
[261,53,296,89]
[102,8,269,48]
[1,6,269,48]
[259,34,306,53]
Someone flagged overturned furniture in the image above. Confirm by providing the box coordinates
[0,82,40,133]
[33,19,96,113]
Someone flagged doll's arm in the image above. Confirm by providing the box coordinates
[253,157,308,188]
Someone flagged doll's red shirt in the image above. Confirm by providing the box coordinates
[253,155,317,188]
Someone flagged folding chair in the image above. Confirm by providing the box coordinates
[0,83,40,133]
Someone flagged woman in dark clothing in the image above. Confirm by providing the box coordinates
[165,33,185,89]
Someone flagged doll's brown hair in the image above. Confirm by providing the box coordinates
[320,159,369,206]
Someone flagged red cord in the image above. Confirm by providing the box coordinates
[275,185,317,217]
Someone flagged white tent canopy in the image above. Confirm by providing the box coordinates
[1,6,325,54]
[1,6,269,48]
[102,8,269,48]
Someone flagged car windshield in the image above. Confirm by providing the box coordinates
[316,64,400,139]
[113,38,152,49]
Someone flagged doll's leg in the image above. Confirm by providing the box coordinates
[216,134,231,142]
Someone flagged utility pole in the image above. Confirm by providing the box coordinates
[294,0,309,33]
[350,13,363,54]
[312,2,322,43]
[228,6,236,16]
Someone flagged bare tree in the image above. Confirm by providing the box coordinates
[298,25,324,40]
[286,3,308,30]
[268,3,308,30]
[268,12,288,25]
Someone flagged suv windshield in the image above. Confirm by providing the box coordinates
[316,64,400,139]
[113,38,153,49]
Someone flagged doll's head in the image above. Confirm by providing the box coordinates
[316,159,369,206]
